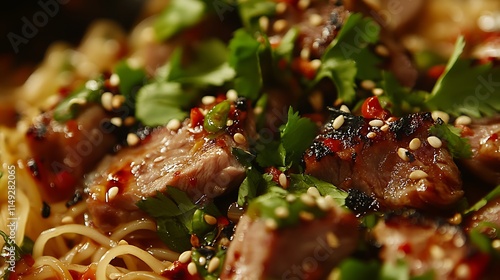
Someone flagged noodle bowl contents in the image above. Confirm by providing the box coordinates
[0,0,500,279]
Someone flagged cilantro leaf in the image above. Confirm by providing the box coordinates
[228,29,264,100]
[428,123,472,158]
[339,258,381,280]
[154,0,206,41]
[237,0,276,30]
[380,259,410,280]
[426,36,500,118]
[237,167,264,206]
[379,72,427,116]
[281,108,318,166]
[274,27,299,63]
[113,60,147,106]
[464,185,500,215]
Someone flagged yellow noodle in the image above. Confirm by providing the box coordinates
[148,248,180,262]
[32,256,73,279]
[110,219,157,240]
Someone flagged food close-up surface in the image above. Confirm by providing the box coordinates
[0,0,500,279]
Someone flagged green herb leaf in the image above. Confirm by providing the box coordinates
[464,185,500,214]
[380,259,410,280]
[114,60,147,105]
[426,36,500,118]
[255,140,286,168]
[154,0,206,41]
[231,147,256,167]
[338,258,381,280]
[274,27,299,63]
[237,0,276,30]
[237,167,264,206]
[428,123,472,158]
[280,108,318,166]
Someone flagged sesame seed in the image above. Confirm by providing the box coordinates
[107,186,119,200]
[118,239,128,245]
[431,111,450,124]
[492,239,500,249]
[167,119,181,131]
[124,116,136,126]
[265,219,278,230]
[127,133,140,146]
[375,44,390,57]
[275,206,289,218]
[324,195,335,209]
[61,216,74,224]
[409,138,421,150]
[397,148,409,161]
[109,74,120,87]
[259,16,269,31]
[309,14,323,26]
[369,119,384,127]
[199,256,207,266]
[112,95,125,109]
[430,245,445,259]
[179,251,192,263]
[333,115,345,129]
[339,105,350,113]
[85,80,99,90]
[275,2,287,14]
[316,197,332,211]
[226,89,238,101]
[455,264,470,279]
[204,214,217,225]
[448,213,462,225]
[300,194,316,207]
[110,117,122,127]
[187,262,198,275]
[286,194,296,202]
[207,257,220,273]
[409,170,428,180]
[455,115,472,126]
[254,107,263,115]
[427,136,442,148]
[202,96,216,105]
[300,48,310,60]
[380,124,389,132]
[367,132,377,139]
[299,211,314,221]
[307,187,320,197]
[310,59,322,69]
[326,232,339,248]
[297,0,310,10]
[309,91,323,112]
[233,133,247,145]
[273,19,288,33]
[372,88,384,96]
[361,80,376,90]
[226,119,234,126]
[101,92,113,111]
[279,173,288,188]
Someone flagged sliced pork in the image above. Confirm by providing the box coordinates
[304,108,463,211]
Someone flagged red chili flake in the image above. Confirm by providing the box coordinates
[190,108,204,127]
[323,138,342,152]
[397,243,412,254]
[460,252,490,280]
[265,167,282,183]
[427,65,446,80]
[459,125,474,137]
[361,96,390,120]
[292,58,317,80]
[217,216,230,227]
[162,261,200,280]
[488,133,498,142]
[189,177,197,187]
[58,86,72,97]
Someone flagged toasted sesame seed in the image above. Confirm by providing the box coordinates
[265,219,278,230]
[300,48,310,60]
[275,206,289,218]
[297,0,310,10]
[309,91,323,112]
[380,124,389,132]
[375,44,390,57]
[397,148,409,161]
[110,117,122,127]
[324,195,335,209]
[112,95,125,109]
[273,19,288,33]
[85,80,99,90]
[233,133,247,145]
[109,74,120,86]
[226,89,238,101]
[299,211,314,221]
[179,251,192,263]
[369,119,384,127]
[259,16,269,31]
[199,256,207,266]
[455,115,472,126]
[118,239,128,245]
[326,232,339,248]
[61,216,74,224]
[127,133,140,146]
[427,136,442,148]
[492,239,500,249]
[202,95,216,105]
[254,106,263,115]
[207,257,220,273]
[361,80,376,90]
[300,194,316,207]
[409,138,421,150]
[307,187,320,198]
[367,132,377,139]
[279,173,288,188]
[275,2,287,14]
[339,105,350,113]
[430,245,445,259]
[409,170,428,180]
[372,88,384,96]
[187,262,198,275]
[204,214,217,225]
[455,264,470,279]
[107,186,119,200]
[333,115,345,129]
[448,213,462,225]
[309,14,323,26]
[167,119,181,131]
[226,119,234,126]
[431,110,449,124]
[310,59,322,69]
[286,194,296,202]
[101,92,113,111]
[316,197,332,211]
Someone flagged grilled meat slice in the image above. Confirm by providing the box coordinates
[304,109,463,211]
[86,104,252,231]
[464,196,500,238]
[221,206,359,280]
[373,210,487,279]
[460,116,500,185]
[26,105,118,202]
